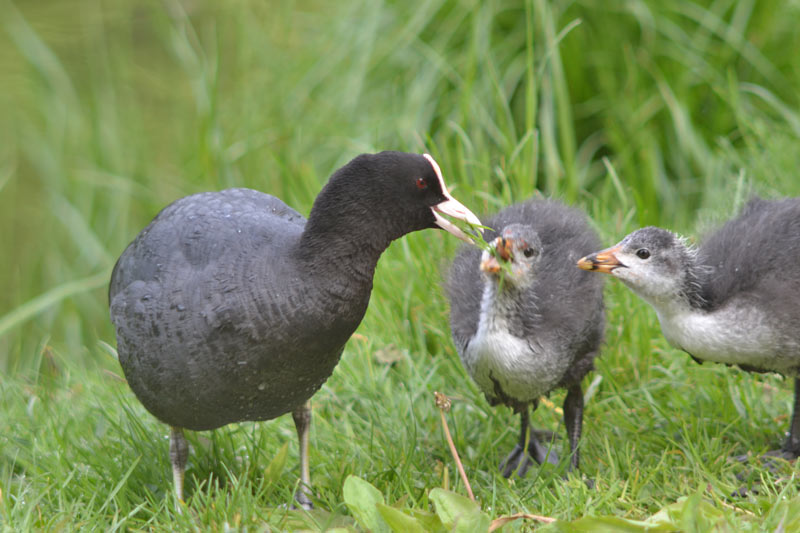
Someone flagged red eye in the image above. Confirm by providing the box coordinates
[416,177,427,190]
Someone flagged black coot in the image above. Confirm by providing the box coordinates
[109,151,481,506]
[578,197,800,459]
[446,199,605,476]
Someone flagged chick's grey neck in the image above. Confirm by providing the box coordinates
[680,257,710,311]
[479,277,532,336]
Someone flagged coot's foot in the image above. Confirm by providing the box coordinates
[294,490,314,511]
[731,484,756,498]
[765,448,800,461]
[731,447,797,497]
[732,448,797,472]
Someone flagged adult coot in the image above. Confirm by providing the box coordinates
[578,197,800,460]
[109,151,481,506]
[446,199,605,477]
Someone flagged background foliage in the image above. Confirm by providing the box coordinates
[1,0,799,529]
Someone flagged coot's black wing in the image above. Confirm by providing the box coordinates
[110,188,304,302]
[109,188,309,429]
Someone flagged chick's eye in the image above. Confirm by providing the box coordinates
[416,177,428,190]
[636,248,651,259]
[523,248,536,258]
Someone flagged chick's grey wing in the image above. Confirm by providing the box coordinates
[699,197,800,308]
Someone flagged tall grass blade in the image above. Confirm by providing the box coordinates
[0,270,109,338]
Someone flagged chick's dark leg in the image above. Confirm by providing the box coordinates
[526,401,559,468]
[781,377,800,458]
[169,426,189,502]
[757,376,800,462]
[500,404,558,478]
[563,383,584,471]
[500,407,531,478]
[732,378,800,497]
[292,402,313,509]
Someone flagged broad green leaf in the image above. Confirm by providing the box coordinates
[343,476,389,533]
[680,497,727,533]
[429,488,480,527]
[283,508,357,532]
[408,509,447,533]
[645,499,683,525]
[429,488,490,533]
[547,490,731,533]
[765,495,800,531]
[263,442,288,485]
[376,503,425,533]
[453,512,492,533]
[646,490,727,532]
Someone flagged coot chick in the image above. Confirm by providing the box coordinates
[446,199,605,476]
[578,197,800,459]
[109,151,481,506]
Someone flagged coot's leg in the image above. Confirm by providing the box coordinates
[781,377,800,458]
[292,402,313,510]
[563,383,584,471]
[169,426,189,502]
[500,407,530,478]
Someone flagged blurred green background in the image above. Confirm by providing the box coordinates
[1,0,800,529]
[2,0,799,372]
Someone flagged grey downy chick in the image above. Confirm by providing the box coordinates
[447,200,605,477]
[578,197,800,459]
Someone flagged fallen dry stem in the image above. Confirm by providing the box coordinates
[489,512,556,531]
[434,392,558,529]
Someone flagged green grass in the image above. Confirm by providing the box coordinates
[2,0,800,530]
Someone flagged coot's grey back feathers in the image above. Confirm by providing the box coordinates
[109,149,485,434]
[698,197,800,314]
[447,198,605,385]
[110,189,304,297]
[110,188,352,430]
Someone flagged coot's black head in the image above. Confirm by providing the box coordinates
[480,224,543,288]
[578,226,697,305]
[311,151,481,243]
